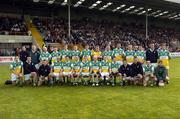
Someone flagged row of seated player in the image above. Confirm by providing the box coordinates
[0,16,28,35]
[9,55,168,87]
[33,17,179,51]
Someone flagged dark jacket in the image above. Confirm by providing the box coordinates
[23,61,37,75]
[38,64,51,77]
[131,62,143,76]
[119,64,132,77]
[154,65,167,81]
[146,49,158,63]
[20,51,29,63]
[29,50,40,65]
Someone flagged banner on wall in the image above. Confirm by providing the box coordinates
[0,56,14,63]
[170,52,180,58]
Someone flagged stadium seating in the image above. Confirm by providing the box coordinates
[0,16,28,35]
[33,17,180,51]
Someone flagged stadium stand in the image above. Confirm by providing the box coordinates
[33,17,180,51]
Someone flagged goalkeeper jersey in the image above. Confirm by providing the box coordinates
[92,51,102,58]
[10,61,23,74]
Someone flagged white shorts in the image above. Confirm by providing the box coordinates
[24,74,31,80]
[11,73,18,81]
[101,72,109,77]
[35,64,40,70]
[52,73,60,77]
[63,72,72,76]
[151,63,157,68]
[116,61,123,66]
[81,72,90,76]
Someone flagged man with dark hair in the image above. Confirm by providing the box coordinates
[119,59,132,86]
[23,57,37,86]
[146,43,159,67]
[131,57,143,85]
[19,46,29,63]
[154,60,167,87]
[38,60,51,86]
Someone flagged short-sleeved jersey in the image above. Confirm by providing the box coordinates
[62,61,73,72]
[71,50,81,61]
[40,52,51,61]
[135,50,146,63]
[143,65,154,74]
[52,61,63,73]
[10,61,23,74]
[73,61,82,73]
[102,50,113,62]
[91,61,100,73]
[158,50,170,67]
[81,50,92,61]
[111,62,121,72]
[100,60,111,73]
[125,50,135,64]
[92,51,102,58]
[81,61,91,73]
[113,48,124,62]
[60,50,71,62]
[51,51,60,63]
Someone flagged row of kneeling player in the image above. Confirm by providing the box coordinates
[9,55,168,87]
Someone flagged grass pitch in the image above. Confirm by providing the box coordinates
[0,59,180,119]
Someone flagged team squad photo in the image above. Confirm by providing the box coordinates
[9,43,170,87]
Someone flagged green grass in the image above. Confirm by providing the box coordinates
[0,59,180,119]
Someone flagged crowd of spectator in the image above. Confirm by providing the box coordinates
[0,16,28,35]
[33,17,180,52]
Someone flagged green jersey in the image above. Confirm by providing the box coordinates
[102,50,113,62]
[81,50,92,61]
[82,61,91,73]
[40,52,51,61]
[63,61,73,72]
[91,61,100,73]
[113,48,124,61]
[73,61,82,73]
[52,61,63,73]
[100,60,111,72]
[158,50,170,59]
[51,51,60,63]
[71,50,81,61]
[60,50,71,62]
[111,62,120,72]
[125,50,135,64]
[10,61,23,74]
[143,65,154,74]
[135,50,146,63]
